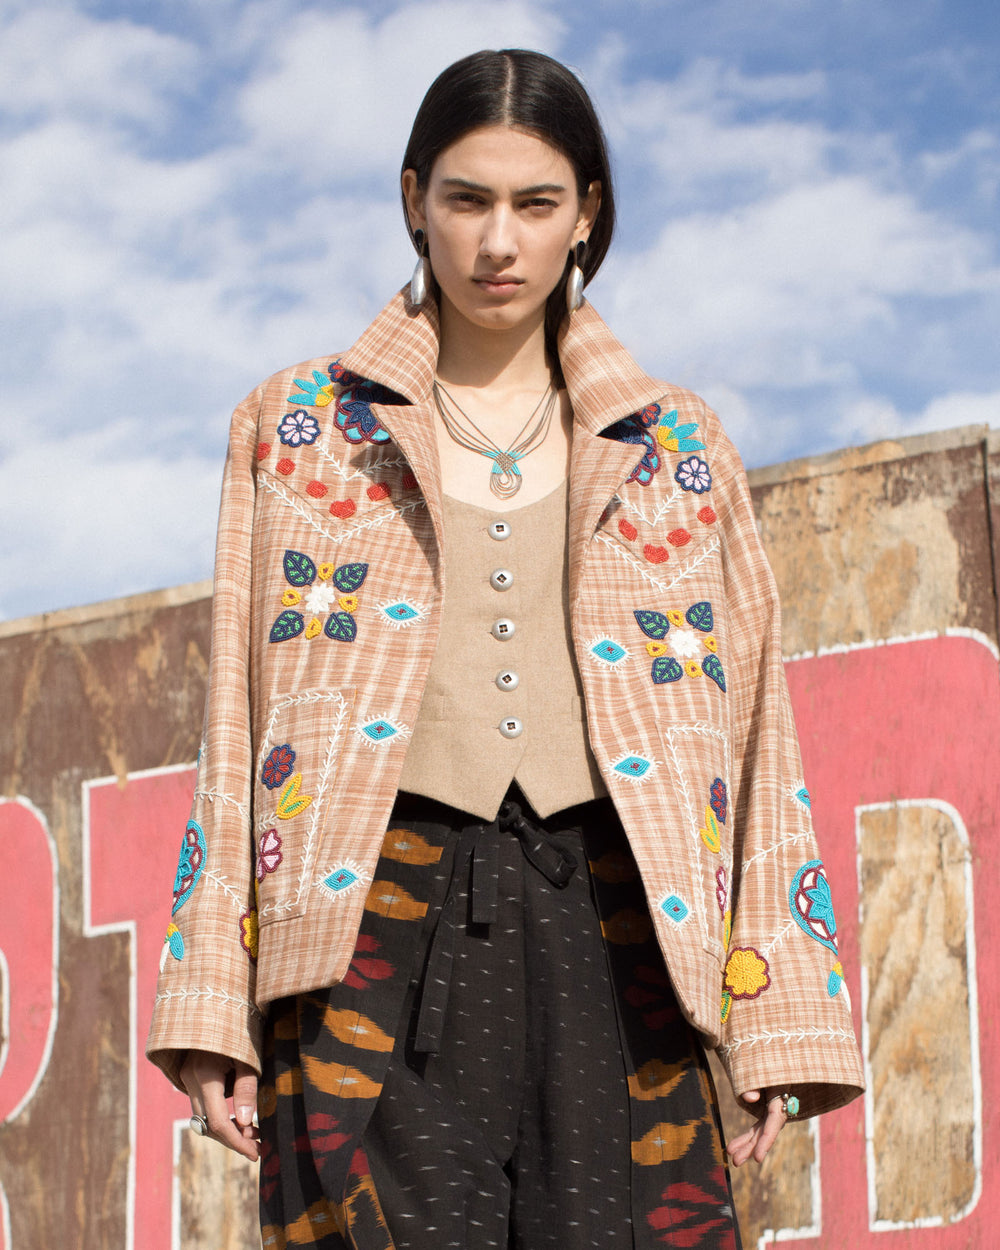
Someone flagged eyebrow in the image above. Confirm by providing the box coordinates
[440,178,568,196]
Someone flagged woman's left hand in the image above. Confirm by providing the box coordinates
[726,1090,788,1166]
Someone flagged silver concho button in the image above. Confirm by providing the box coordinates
[490,568,514,592]
[491,618,516,641]
[495,669,519,691]
[488,520,512,541]
[498,716,523,739]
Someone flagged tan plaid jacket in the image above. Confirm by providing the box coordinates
[147,290,864,1116]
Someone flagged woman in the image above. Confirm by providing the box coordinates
[148,49,863,1248]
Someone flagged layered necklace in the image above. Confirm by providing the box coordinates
[432,379,558,500]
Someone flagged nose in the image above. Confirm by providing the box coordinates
[480,205,517,262]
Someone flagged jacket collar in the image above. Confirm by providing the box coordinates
[338,287,666,437]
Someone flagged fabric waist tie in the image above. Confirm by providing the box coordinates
[413,799,579,1054]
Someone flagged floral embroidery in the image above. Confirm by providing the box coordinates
[240,908,259,960]
[601,412,661,486]
[791,783,812,809]
[699,806,721,853]
[256,828,283,880]
[634,603,724,689]
[261,744,296,790]
[789,860,838,953]
[269,550,369,644]
[160,922,185,970]
[675,455,712,494]
[278,409,321,447]
[328,363,395,446]
[644,544,669,564]
[275,773,313,820]
[724,947,771,999]
[828,960,845,997]
[288,370,337,407]
[720,990,732,1022]
[329,499,357,519]
[715,867,728,913]
[710,778,727,823]
[304,583,337,615]
[656,410,705,453]
[698,505,717,524]
[172,820,206,915]
[618,518,638,542]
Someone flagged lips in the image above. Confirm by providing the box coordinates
[474,274,523,292]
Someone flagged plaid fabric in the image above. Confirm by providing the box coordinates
[147,289,864,1118]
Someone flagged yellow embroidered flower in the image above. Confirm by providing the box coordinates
[656,425,679,451]
[724,947,771,999]
[699,806,721,852]
[666,609,685,628]
[317,562,336,581]
[684,660,702,678]
[704,635,718,653]
[338,593,359,613]
[281,588,302,607]
[720,990,732,1022]
[314,383,336,407]
[240,908,259,960]
[276,773,313,820]
[646,641,668,657]
[305,616,323,639]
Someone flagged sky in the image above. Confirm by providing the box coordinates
[2,0,999,622]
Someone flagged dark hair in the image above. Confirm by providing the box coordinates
[401,49,616,352]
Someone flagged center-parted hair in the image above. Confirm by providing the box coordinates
[401,49,616,347]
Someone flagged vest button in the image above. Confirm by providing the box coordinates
[490,568,514,591]
[498,716,523,739]
[491,618,516,641]
[495,669,519,691]
[488,520,512,541]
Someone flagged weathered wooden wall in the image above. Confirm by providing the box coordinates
[1,424,998,1249]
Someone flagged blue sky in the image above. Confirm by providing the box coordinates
[2,0,998,621]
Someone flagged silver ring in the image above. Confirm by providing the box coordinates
[189,1114,209,1136]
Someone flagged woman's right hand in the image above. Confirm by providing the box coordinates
[179,1049,260,1161]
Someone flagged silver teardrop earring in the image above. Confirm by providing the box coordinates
[566,239,586,313]
[410,229,431,306]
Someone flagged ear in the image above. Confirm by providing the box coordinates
[401,169,427,235]
[574,180,602,246]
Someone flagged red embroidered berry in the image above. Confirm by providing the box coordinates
[257,442,271,460]
[329,499,357,519]
[367,482,391,502]
[276,458,295,475]
[667,528,691,547]
[401,472,418,490]
[698,506,717,524]
[618,519,638,542]
[306,480,328,499]
[643,544,670,564]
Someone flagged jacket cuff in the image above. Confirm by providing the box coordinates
[146,985,265,1094]
[717,1029,864,1119]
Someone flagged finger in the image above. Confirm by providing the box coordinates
[186,1052,260,1161]
[740,1088,762,1106]
[725,1124,759,1167]
[231,1061,260,1139]
[751,1100,788,1164]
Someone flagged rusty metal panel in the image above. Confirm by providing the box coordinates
[2,424,999,1249]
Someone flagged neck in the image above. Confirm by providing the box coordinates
[435,295,554,393]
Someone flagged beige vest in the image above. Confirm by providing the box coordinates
[397,483,607,819]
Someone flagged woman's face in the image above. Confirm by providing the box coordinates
[402,124,600,338]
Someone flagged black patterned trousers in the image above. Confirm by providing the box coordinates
[258,787,741,1249]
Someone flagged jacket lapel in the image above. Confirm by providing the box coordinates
[336,289,670,597]
[560,303,668,607]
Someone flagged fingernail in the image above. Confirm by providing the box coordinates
[238,1105,254,1125]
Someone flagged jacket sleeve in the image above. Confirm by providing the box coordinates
[711,421,864,1118]
[145,390,264,1092]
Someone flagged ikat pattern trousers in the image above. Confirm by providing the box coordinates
[258,788,741,1249]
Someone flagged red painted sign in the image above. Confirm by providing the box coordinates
[1,632,997,1247]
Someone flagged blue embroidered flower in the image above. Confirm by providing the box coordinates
[628,431,661,486]
[601,414,662,486]
[288,370,337,407]
[656,410,706,453]
[710,778,727,824]
[261,744,295,790]
[327,364,396,446]
[789,860,839,953]
[675,455,712,494]
[172,820,206,915]
[278,409,321,447]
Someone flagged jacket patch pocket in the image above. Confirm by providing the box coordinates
[254,687,356,926]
